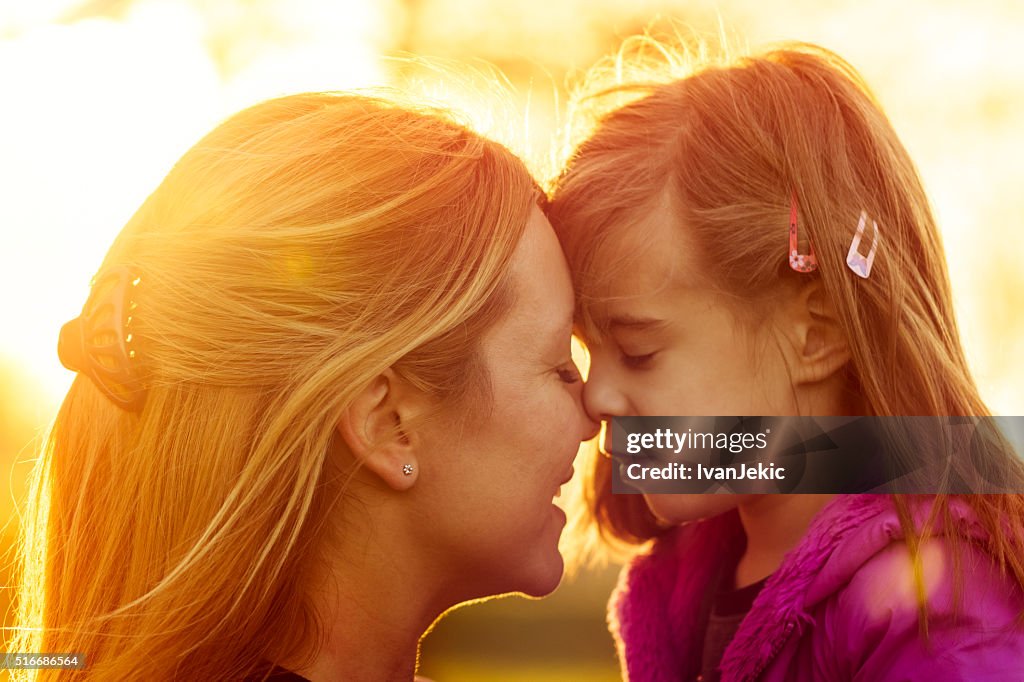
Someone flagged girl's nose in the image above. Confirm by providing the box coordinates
[582,363,629,424]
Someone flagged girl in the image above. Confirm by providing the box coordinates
[13,93,596,680]
[549,42,1024,681]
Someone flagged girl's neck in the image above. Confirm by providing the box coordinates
[730,378,860,588]
[733,494,835,588]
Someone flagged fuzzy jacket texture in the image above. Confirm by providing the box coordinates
[610,495,1024,681]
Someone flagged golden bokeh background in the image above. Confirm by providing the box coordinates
[1,1,1022,680]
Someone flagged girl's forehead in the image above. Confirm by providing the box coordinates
[571,207,702,300]
[571,229,701,342]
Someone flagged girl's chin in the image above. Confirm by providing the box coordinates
[643,493,741,525]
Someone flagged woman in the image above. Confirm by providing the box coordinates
[13,93,596,680]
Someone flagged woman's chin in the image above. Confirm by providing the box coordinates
[515,555,565,598]
[509,533,566,598]
[462,508,567,600]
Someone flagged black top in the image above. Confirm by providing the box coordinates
[697,575,770,682]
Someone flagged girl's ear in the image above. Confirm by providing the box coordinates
[336,368,423,491]
[781,280,851,385]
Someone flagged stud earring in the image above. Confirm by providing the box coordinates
[402,464,414,476]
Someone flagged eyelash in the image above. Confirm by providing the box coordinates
[556,364,581,384]
[620,351,656,370]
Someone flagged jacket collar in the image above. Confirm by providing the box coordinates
[719,495,894,681]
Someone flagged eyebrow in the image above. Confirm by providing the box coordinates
[609,315,668,332]
[547,315,575,350]
[573,307,667,343]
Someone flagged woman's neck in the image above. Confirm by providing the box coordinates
[294,575,428,682]
[733,494,835,589]
[285,498,446,682]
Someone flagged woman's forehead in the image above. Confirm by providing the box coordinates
[493,207,575,346]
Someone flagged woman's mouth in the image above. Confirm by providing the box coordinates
[554,468,574,499]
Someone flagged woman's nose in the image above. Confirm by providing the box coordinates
[580,408,600,442]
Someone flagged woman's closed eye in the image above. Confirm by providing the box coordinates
[556,363,582,384]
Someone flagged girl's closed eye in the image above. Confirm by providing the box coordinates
[620,348,658,370]
[608,322,665,371]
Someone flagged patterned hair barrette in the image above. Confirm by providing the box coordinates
[788,191,818,273]
[846,210,881,279]
[58,266,146,412]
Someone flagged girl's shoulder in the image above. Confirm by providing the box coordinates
[718,496,1024,680]
[804,495,1006,603]
[803,498,1024,678]
[813,534,1024,678]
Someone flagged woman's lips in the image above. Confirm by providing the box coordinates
[554,467,574,498]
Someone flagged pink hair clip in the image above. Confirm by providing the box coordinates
[846,210,880,279]
[788,191,817,273]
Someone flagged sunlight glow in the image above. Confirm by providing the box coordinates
[1,0,1022,434]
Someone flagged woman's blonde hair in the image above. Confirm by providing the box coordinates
[549,39,1024,608]
[12,92,539,680]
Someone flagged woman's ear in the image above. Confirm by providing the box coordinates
[779,280,851,386]
[336,368,423,491]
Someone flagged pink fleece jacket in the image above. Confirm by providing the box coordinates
[609,495,1024,681]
